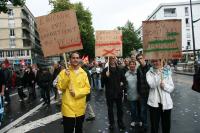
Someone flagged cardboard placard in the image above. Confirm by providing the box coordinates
[95,30,122,57]
[142,19,182,59]
[36,10,82,57]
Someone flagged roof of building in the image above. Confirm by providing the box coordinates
[147,0,200,20]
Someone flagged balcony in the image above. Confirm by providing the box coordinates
[21,13,30,23]
[22,34,31,40]
[23,40,32,47]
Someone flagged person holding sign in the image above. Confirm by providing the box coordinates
[101,56,126,130]
[136,53,151,130]
[57,52,90,133]
[146,59,174,133]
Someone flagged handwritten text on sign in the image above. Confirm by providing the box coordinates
[142,20,182,59]
[95,30,122,57]
[36,10,82,57]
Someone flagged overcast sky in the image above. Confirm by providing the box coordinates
[26,0,186,30]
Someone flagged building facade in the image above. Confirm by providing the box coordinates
[0,4,45,67]
[137,1,200,59]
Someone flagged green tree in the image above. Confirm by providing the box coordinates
[50,0,95,58]
[0,0,25,13]
[117,21,142,58]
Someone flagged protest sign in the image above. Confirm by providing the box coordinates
[36,10,82,57]
[95,30,122,57]
[142,19,182,59]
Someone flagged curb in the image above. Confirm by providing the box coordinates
[173,71,194,76]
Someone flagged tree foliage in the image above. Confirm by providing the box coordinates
[50,0,95,58]
[0,0,25,13]
[117,21,142,58]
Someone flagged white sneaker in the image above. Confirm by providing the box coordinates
[139,122,142,127]
[130,122,136,127]
[24,97,28,101]
[18,99,22,102]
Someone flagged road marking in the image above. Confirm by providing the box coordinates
[0,96,55,133]
[7,112,62,133]
[10,90,28,97]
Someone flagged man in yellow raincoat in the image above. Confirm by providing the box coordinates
[57,52,90,133]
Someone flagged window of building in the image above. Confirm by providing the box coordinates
[6,51,11,57]
[186,32,190,38]
[185,7,189,16]
[8,20,15,28]
[10,51,14,57]
[187,41,191,46]
[164,8,177,17]
[10,29,15,36]
[17,50,20,56]
[8,9,14,17]
[27,50,29,56]
[186,29,190,38]
[186,40,191,50]
[0,51,4,58]
[185,18,190,27]
[20,50,25,56]
[9,38,16,47]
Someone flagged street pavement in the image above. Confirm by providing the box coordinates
[0,73,200,133]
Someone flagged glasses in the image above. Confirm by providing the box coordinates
[137,57,143,60]
[72,57,79,59]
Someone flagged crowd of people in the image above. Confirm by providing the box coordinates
[0,52,175,133]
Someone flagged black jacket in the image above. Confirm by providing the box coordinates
[38,71,52,89]
[101,66,126,99]
[137,63,151,98]
[23,70,35,87]
[0,69,5,93]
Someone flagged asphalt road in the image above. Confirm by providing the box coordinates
[0,73,200,133]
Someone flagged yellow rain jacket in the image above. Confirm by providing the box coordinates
[57,66,90,117]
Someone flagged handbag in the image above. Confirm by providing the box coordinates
[192,73,200,93]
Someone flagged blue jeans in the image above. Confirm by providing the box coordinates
[129,100,139,122]
[94,76,101,90]
[140,97,148,127]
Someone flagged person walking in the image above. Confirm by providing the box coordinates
[38,68,52,106]
[1,63,12,105]
[146,59,174,133]
[0,64,5,126]
[57,52,90,133]
[52,62,61,100]
[101,56,126,130]
[23,66,36,101]
[125,61,139,127]
[16,69,27,101]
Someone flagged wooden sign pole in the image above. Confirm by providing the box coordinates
[108,56,110,72]
[63,53,68,69]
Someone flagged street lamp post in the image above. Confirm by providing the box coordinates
[189,0,196,61]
